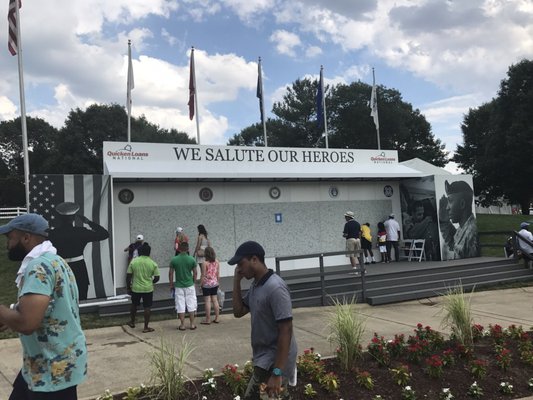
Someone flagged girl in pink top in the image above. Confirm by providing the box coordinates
[200,246,220,324]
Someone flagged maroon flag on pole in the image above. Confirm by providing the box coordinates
[8,0,21,56]
[188,48,195,120]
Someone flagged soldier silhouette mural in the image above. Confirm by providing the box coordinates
[438,180,479,260]
[48,202,109,300]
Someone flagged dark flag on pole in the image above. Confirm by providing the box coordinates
[8,0,20,56]
[188,48,195,120]
[257,57,264,125]
[316,66,324,128]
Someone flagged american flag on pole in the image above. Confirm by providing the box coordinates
[188,47,195,120]
[7,0,20,56]
[29,174,114,300]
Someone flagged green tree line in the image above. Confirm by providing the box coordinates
[454,59,533,215]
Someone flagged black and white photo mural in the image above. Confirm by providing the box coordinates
[400,177,441,261]
[29,174,114,300]
[434,175,479,260]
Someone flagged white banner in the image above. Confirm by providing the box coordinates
[103,142,423,179]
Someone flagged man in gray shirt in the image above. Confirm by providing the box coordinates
[231,241,297,399]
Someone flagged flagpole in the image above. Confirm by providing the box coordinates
[320,66,329,148]
[258,57,267,147]
[191,47,200,144]
[11,0,29,209]
[372,67,381,150]
[127,39,133,142]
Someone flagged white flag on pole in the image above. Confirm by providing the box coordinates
[127,40,134,114]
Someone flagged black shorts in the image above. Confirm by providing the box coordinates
[131,291,153,308]
[361,238,372,250]
[10,370,78,400]
[202,286,218,297]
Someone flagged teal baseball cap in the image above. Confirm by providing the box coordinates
[0,213,49,237]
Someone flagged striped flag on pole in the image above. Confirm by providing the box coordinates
[29,174,114,300]
[188,48,195,120]
[7,0,20,56]
[370,81,379,130]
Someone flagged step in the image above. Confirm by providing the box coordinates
[366,275,533,305]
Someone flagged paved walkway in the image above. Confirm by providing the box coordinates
[2,287,533,399]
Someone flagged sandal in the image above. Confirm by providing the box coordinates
[142,327,155,333]
[178,326,187,331]
[212,320,220,324]
[190,325,197,330]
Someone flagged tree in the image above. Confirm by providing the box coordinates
[48,104,195,174]
[228,79,448,166]
[454,59,533,214]
[229,78,326,147]
[0,116,60,176]
[0,105,195,205]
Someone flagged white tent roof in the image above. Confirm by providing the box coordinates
[103,142,426,180]
[400,158,452,176]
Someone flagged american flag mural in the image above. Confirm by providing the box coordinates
[29,174,114,300]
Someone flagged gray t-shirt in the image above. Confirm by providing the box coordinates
[243,270,297,383]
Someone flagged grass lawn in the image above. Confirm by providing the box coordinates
[476,213,532,257]
[0,213,531,338]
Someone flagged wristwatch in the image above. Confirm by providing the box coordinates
[272,367,283,377]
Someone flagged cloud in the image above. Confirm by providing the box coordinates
[0,97,18,121]
[270,30,302,57]
[222,0,275,22]
[305,45,322,58]
[161,28,178,46]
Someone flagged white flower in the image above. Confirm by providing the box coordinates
[233,396,241,400]
[442,388,450,393]
[405,386,412,391]
[202,397,207,400]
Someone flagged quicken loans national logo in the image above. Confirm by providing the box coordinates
[107,144,149,160]
[370,151,396,164]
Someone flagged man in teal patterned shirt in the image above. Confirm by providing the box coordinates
[0,214,87,400]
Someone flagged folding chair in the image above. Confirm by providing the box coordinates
[410,239,426,262]
[399,239,414,261]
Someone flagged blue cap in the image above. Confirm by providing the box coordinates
[228,241,265,265]
[0,213,49,237]
[521,222,530,229]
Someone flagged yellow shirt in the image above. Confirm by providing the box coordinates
[361,224,372,241]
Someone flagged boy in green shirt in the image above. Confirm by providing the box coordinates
[169,242,198,330]
[126,242,160,332]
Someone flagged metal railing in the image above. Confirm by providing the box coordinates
[0,207,27,220]
[514,231,533,267]
[275,249,366,305]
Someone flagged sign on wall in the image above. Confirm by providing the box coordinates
[103,142,422,180]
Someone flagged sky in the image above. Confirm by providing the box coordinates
[1,0,533,172]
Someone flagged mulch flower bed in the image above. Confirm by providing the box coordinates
[98,323,533,400]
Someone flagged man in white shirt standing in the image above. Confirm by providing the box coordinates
[518,222,533,257]
[384,214,401,262]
